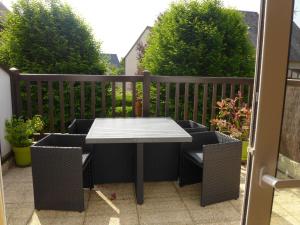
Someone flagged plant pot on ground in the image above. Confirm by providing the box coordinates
[5,115,44,166]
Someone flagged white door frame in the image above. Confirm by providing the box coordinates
[242,0,294,224]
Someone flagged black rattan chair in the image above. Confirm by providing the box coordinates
[179,131,242,206]
[31,134,93,212]
[177,120,208,133]
[68,119,94,134]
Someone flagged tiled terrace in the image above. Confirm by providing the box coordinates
[2,165,300,225]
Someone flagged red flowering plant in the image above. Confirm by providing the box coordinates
[210,92,251,141]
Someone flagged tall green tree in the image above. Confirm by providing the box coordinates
[0,0,106,74]
[141,0,255,77]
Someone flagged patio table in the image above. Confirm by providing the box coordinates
[85,117,192,204]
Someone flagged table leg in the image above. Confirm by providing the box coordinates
[136,143,144,204]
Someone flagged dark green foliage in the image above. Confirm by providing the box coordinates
[142,0,255,77]
[0,0,106,74]
[5,115,44,147]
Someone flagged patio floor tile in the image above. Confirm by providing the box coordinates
[188,202,241,224]
[138,209,193,225]
[84,214,139,225]
[86,198,137,216]
[3,165,300,225]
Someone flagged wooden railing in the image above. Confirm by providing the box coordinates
[8,69,254,132]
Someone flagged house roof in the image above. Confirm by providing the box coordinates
[241,10,300,62]
[103,54,120,68]
[0,2,9,24]
[124,26,152,59]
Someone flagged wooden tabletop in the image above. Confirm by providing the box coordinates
[85,118,192,144]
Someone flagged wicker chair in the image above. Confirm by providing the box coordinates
[68,119,94,134]
[177,120,208,133]
[31,134,93,212]
[68,119,136,183]
[179,131,242,206]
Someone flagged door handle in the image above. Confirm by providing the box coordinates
[259,167,300,189]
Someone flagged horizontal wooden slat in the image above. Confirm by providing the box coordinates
[151,76,254,85]
[19,74,144,82]
[19,74,254,86]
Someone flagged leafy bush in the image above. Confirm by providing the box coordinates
[5,115,45,147]
[141,0,255,77]
[211,93,251,141]
[0,0,106,74]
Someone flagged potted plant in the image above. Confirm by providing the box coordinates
[135,84,143,117]
[211,93,251,162]
[5,115,44,166]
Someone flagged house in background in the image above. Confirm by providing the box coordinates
[102,53,120,68]
[243,11,300,71]
[124,26,151,75]
[124,11,300,76]
[0,2,9,30]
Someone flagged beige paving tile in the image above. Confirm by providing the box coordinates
[137,198,186,213]
[4,190,26,204]
[276,201,300,218]
[3,167,32,183]
[84,214,139,225]
[91,183,135,201]
[195,221,240,225]
[33,210,85,220]
[228,198,244,213]
[86,199,137,216]
[51,216,85,225]
[271,203,290,217]
[270,215,300,225]
[27,211,54,225]
[139,209,193,225]
[188,202,241,224]
[7,217,28,225]
[5,203,19,220]
[8,205,34,220]
[144,182,179,199]
[273,190,300,204]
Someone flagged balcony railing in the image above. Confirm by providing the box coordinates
[9,69,254,132]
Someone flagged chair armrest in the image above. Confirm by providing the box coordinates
[181,131,218,151]
[215,131,241,144]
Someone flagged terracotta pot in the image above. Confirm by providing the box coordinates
[135,99,143,117]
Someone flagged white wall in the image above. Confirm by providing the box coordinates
[0,68,12,159]
[125,28,151,75]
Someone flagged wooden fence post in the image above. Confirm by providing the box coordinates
[9,68,21,116]
[142,70,150,117]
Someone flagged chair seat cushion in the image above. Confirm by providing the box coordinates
[184,150,203,167]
